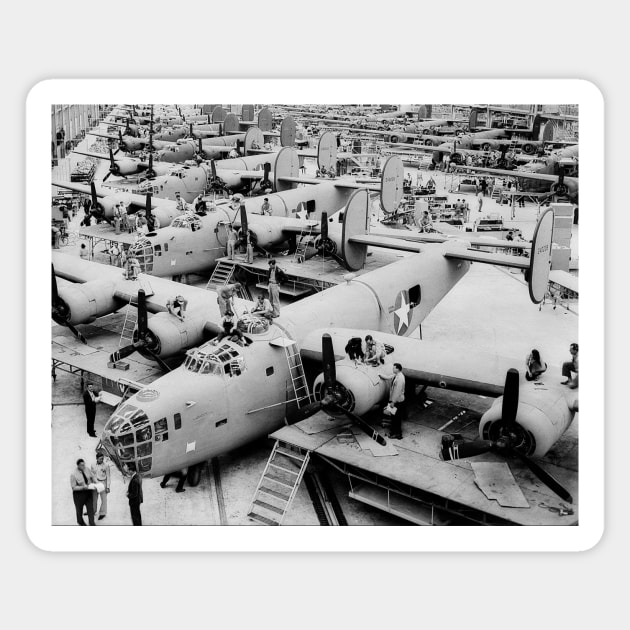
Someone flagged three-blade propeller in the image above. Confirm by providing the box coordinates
[289,334,387,446]
[109,289,170,372]
[441,368,573,503]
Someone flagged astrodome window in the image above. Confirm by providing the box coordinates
[171,214,202,231]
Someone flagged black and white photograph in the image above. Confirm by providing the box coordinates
[42,97,590,537]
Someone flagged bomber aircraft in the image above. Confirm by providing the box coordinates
[51,192,576,505]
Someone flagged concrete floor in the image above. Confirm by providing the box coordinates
[51,150,578,527]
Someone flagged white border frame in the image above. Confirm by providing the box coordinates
[27,79,603,551]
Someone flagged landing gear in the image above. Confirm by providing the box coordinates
[187,463,203,487]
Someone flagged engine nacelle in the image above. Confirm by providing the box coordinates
[521,142,537,155]
[480,140,500,151]
[246,217,291,249]
[116,159,141,176]
[387,132,409,144]
[57,280,119,325]
[479,384,575,458]
[313,362,389,416]
[138,313,206,358]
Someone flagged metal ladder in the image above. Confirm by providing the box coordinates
[206,260,236,288]
[206,260,251,300]
[119,296,137,347]
[284,341,312,408]
[292,225,315,264]
[247,441,311,525]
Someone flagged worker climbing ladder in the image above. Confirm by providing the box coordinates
[247,441,311,525]
[206,260,251,300]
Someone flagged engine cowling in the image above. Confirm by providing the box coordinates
[135,312,206,359]
[479,384,575,458]
[246,217,290,249]
[521,142,537,155]
[56,280,119,325]
[313,362,388,416]
[134,313,204,359]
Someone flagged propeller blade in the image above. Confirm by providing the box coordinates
[110,342,142,363]
[67,322,87,345]
[89,182,99,214]
[321,333,337,394]
[240,203,248,236]
[501,368,520,432]
[147,152,155,178]
[51,264,59,303]
[145,348,172,372]
[136,289,148,338]
[102,171,112,182]
[329,402,387,446]
[320,211,328,240]
[210,159,217,179]
[287,401,324,424]
[198,137,203,155]
[190,122,194,138]
[109,146,116,171]
[440,435,494,461]
[515,452,573,504]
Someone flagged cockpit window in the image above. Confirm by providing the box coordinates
[184,344,245,376]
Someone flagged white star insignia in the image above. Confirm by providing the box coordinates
[394,293,411,334]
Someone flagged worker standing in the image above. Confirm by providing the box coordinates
[226,224,238,260]
[267,259,287,318]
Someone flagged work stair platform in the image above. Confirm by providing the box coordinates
[206,260,252,300]
[292,224,317,264]
[247,441,311,525]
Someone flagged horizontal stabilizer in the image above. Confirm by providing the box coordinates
[348,233,422,253]
[443,248,530,270]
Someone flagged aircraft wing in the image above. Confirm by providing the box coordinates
[300,327,538,398]
[457,165,563,183]
[52,252,255,320]
[71,150,115,161]
[347,234,532,270]
[370,229,532,251]
[86,131,118,141]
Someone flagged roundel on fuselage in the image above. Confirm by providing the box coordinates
[379,155,404,214]
[392,289,413,336]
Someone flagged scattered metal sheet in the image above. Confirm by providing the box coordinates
[52,336,99,355]
[297,412,350,435]
[471,462,530,508]
[351,427,398,457]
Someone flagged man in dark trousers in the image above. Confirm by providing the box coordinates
[160,467,188,493]
[379,363,407,439]
[83,383,101,437]
[126,468,143,526]
[70,459,96,526]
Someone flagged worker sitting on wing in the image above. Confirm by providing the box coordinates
[525,349,547,381]
[363,335,386,366]
[250,292,274,321]
[345,337,365,364]
[193,193,207,215]
[419,210,433,233]
[125,255,141,280]
[166,295,188,322]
